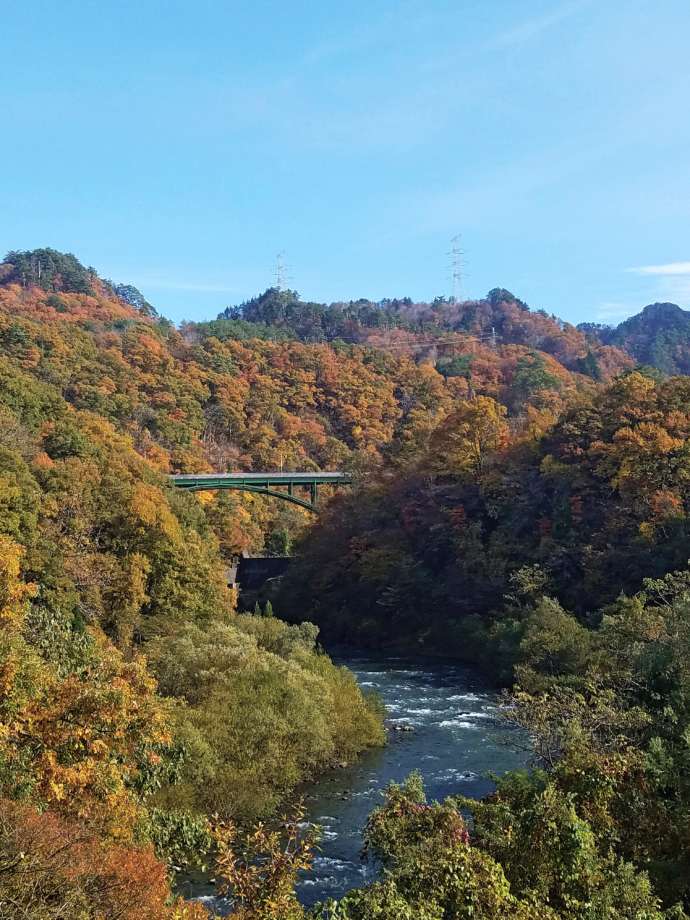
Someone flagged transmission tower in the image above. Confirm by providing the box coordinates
[447,234,465,303]
[275,251,288,291]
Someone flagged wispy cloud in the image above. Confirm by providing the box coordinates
[483,0,592,51]
[626,261,690,276]
[659,276,690,305]
[145,281,239,293]
[595,301,639,322]
[623,263,690,309]
[120,276,242,294]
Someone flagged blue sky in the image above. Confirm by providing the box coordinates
[1,0,689,324]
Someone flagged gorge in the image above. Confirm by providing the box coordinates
[1,249,690,918]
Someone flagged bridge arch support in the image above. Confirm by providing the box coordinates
[170,471,352,512]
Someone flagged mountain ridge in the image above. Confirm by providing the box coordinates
[579,300,690,375]
[4,247,690,383]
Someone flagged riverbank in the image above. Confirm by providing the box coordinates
[187,654,529,912]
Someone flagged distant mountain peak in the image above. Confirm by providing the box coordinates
[639,301,686,319]
[0,247,156,317]
[603,300,690,375]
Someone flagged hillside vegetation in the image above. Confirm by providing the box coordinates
[219,285,632,376]
[273,342,690,915]
[581,301,690,375]
[0,251,385,918]
[2,248,690,918]
[0,253,628,559]
[280,371,690,661]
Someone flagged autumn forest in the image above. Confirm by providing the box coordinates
[2,247,690,919]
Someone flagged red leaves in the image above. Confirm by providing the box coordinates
[0,799,197,920]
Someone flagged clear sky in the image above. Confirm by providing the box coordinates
[1,0,689,325]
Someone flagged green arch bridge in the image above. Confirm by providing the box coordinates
[170,471,352,512]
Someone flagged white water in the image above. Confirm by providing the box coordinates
[190,654,528,912]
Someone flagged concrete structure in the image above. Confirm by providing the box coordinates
[237,555,291,592]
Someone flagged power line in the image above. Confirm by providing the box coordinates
[361,332,500,352]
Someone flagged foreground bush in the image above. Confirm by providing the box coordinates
[146,614,385,822]
[0,799,207,920]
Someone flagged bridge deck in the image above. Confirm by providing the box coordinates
[171,471,351,486]
[170,471,352,510]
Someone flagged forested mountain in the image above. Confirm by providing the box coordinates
[0,250,386,918]
[280,371,690,659]
[3,247,690,918]
[580,301,690,375]
[0,250,627,558]
[218,285,633,379]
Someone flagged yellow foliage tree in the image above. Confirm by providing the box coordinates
[428,396,509,480]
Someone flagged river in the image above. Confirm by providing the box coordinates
[192,654,529,913]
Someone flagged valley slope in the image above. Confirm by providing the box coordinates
[3,248,690,918]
